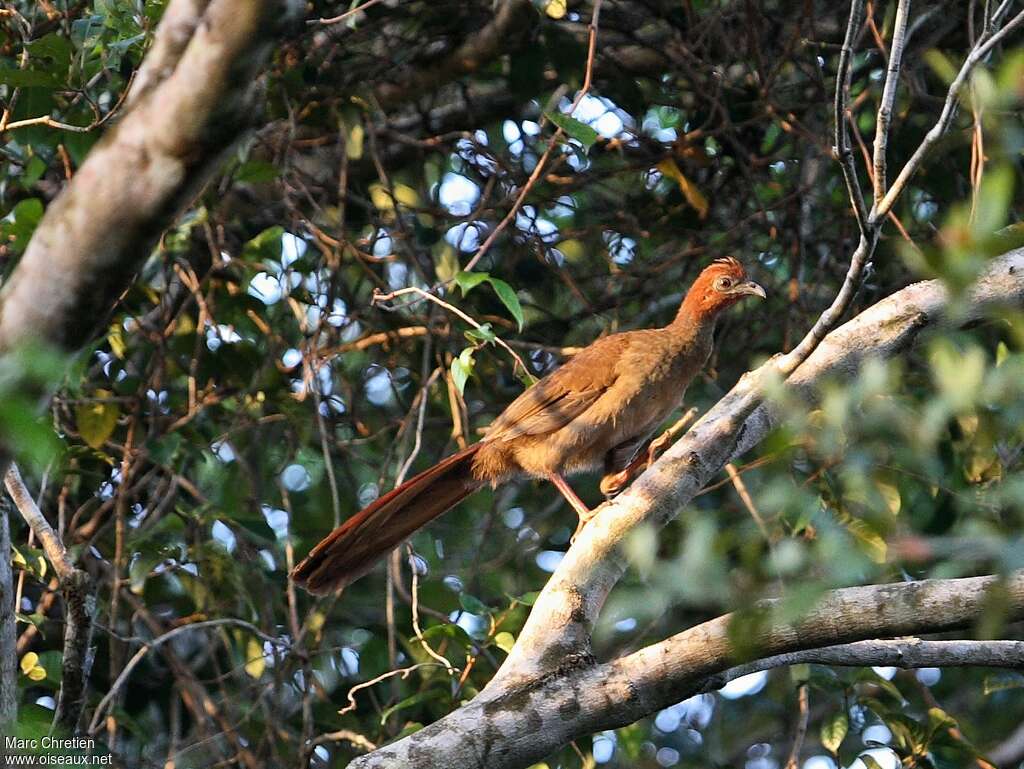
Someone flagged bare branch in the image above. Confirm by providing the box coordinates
[872,0,912,203]
[709,639,1024,689]
[5,465,74,582]
[834,0,871,238]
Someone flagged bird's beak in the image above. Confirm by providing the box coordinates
[734,280,766,299]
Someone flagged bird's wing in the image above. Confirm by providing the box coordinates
[485,333,633,442]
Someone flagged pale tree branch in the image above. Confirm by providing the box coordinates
[0,0,302,356]
[707,639,1024,688]
[871,0,911,203]
[4,464,95,734]
[0,493,17,738]
[350,573,1024,768]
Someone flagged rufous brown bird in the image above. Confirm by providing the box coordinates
[291,258,764,594]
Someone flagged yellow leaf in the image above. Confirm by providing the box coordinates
[20,652,39,675]
[875,480,901,515]
[545,0,566,18]
[493,631,515,653]
[369,183,395,212]
[435,245,459,282]
[76,391,120,449]
[393,183,419,208]
[307,611,326,633]
[175,314,196,336]
[657,158,709,219]
[244,638,266,679]
[347,123,365,161]
[28,666,46,682]
[108,323,126,359]
[846,518,887,563]
[557,238,585,263]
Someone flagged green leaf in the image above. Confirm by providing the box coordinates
[493,631,515,653]
[0,198,44,255]
[459,592,491,615]
[235,160,279,184]
[487,278,524,331]
[820,710,848,753]
[465,323,496,345]
[379,688,446,725]
[927,707,958,737]
[0,66,62,87]
[454,270,490,295]
[451,347,475,395]
[242,226,284,262]
[790,664,811,684]
[546,111,599,150]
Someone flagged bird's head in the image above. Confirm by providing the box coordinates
[681,257,765,319]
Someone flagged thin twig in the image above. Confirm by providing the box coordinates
[337,663,446,718]
[307,729,377,755]
[311,0,389,25]
[408,544,458,675]
[373,286,532,378]
[833,0,870,238]
[783,684,810,769]
[88,618,288,736]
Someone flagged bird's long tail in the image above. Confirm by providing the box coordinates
[290,444,484,594]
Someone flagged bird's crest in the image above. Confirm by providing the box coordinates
[711,256,743,272]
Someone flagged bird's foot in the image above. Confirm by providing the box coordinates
[570,502,608,544]
[600,469,632,499]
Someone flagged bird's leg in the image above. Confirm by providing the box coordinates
[547,473,595,539]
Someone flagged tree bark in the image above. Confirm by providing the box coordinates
[0,0,301,354]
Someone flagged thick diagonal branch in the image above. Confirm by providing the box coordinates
[349,573,1024,769]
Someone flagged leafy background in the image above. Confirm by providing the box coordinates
[2,1,1024,768]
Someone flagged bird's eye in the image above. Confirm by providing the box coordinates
[714,277,734,291]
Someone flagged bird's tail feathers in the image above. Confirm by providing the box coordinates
[290,444,483,594]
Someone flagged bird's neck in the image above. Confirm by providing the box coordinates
[670,293,719,335]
